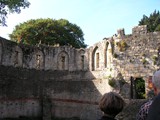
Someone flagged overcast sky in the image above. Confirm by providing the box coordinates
[0,0,160,46]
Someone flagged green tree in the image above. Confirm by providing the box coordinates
[0,0,30,26]
[9,18,87,48]
[139,10,160,32]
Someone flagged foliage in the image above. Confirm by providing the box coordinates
[139,10,160,32]
[107,75,117,88]
[116,73,126,86]
[152,55,158,65]
[135,78,145,99]
[0,0,30,26]
[108,73,126,89]
[116,40,128,51]
[9,18,87,48]
[142,58,148,65]
[113,53,118,58]
[108,78,116,88]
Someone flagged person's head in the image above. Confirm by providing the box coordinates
[152,70,160,95]
[99,92,125,117]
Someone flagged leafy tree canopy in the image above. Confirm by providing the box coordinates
[9,18,87,48]
[139,10,160,32]
[0,0,30,26]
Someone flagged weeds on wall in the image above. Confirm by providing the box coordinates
[152,55,158,65]
[116,40,128,52]
[142,58,148,65]
[107,75,116,87]
[108,73,126,89]
[141,53,146,57]
[135,78,146,99]
[113,53,118,58]
[108,78,117,88]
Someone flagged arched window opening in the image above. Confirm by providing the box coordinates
[14,51,19,66]
[96,53,99,68]
[57,51,69,70]
[36,54,41,69]
[92,46,98,71]
[81,55,84,70]
[33,50,44,69]
[105,42,112,68]
[61,56,65,70]
[79,49,85,70]
[12,46,23,67]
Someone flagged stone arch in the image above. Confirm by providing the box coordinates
[11,46,23,67]
[79,49,85,70]
[104,41,113,68]
[92,46,99,71]
[57,51,69,70]
[33,50,44,69]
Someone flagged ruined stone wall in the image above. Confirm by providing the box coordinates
[0,25,160,119]
[0,65,113,120]
[89,25,160,81]
[112,26,160,81]
[88,25,160,90]
[0,38,89,71]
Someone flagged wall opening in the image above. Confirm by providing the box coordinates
[12,46,23,67]
[57,51,69,70]
[14,51,19,66]
[92,46,98,71]
[36,54,41,69]
[104,42,109,68]
[105,42,112,68]
[81,55,84,70]
[96,53,99,68]
[79,49,85,70]
[61,56,65,70]
[33,50,44,69]
[134,78,145,99]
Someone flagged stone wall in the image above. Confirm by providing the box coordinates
[89,25,160,81]
[0,65,112,120]
[0,25,160,119]
[0,38,89,71]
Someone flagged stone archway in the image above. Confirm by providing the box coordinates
[32,50,44,69]
[104,41,112,68]
[79,49,85,70]
[92,46,99,71]
[11,46,23,67]
[57,51,69,70]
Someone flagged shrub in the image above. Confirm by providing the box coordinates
[116,40,128,52]
[113,53,118,58]
[152,55,158,65]
[142,58,147,64]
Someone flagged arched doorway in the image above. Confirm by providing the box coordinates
[104,42,112,68]
[92,46,99,71]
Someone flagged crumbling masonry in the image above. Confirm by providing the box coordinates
[0,25,160,120]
